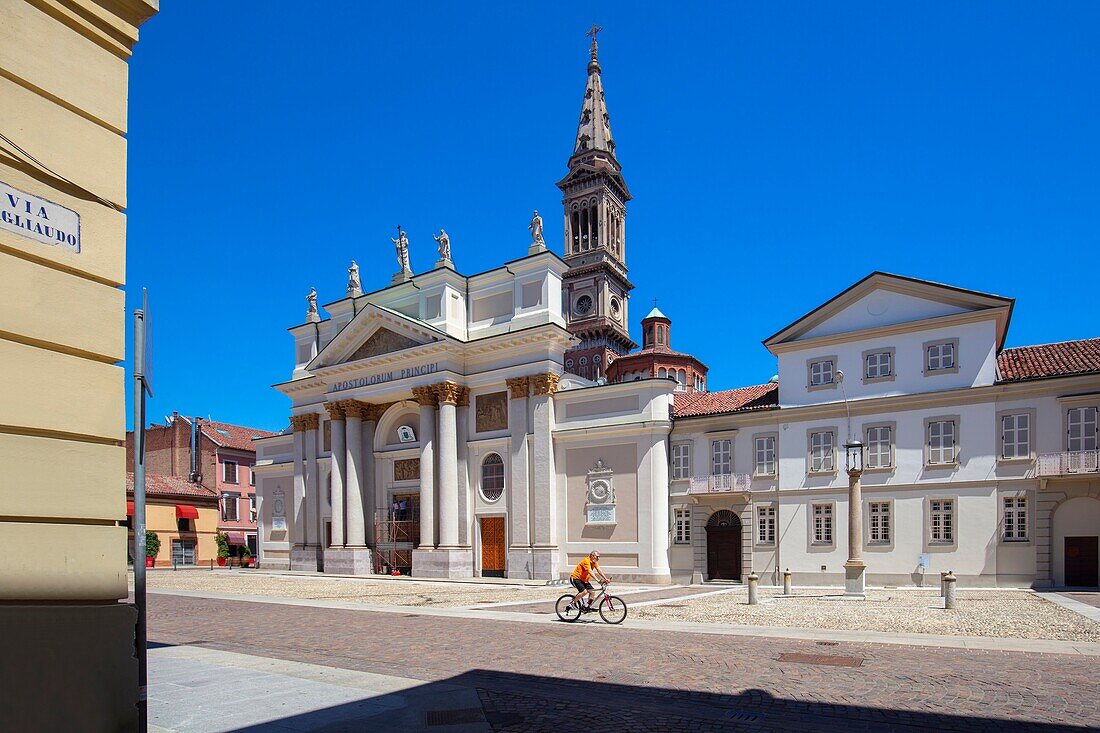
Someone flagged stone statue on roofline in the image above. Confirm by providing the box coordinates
[433,229,453,269]
[306,287,320,322]
[346,261,362,298]
[528,209,546,255]
[391,227,413,284]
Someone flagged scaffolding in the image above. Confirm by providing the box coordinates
[373,504,419,575]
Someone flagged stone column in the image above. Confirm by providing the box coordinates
[342,401,367,548]
[290,416,307,549]
[648,429,672,579]
[455,389,470,548]
[303,414,320,548]
[436,382,461,549]
[412,386,437,549]
[529,373,560,580]
[326,402,346,548]
[364,404,386,547]
[844,466,866,598]
[506,376,532,578]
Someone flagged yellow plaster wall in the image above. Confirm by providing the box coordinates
[144,502,219,566]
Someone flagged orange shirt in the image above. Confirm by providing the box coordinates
[571,556,599,582]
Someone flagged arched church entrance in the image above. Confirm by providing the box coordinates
[706,510,742,581]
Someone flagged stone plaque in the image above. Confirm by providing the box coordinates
[475,391,508,433]
[394,458,420,481]
[586,505,615,524]
[1,180,80,253]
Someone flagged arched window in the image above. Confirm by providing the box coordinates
[480,454,505,501]
[659,367,668,378]
[657,326,666,345]
[677,369,687,384]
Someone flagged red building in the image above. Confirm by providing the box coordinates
[606,307,708,392]
[125,413,277,556]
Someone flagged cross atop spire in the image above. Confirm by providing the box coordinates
[586,23,602,65]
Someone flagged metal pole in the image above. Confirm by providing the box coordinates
[132,302,148,732]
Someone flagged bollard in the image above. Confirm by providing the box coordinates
[944,570,957,610]
[747,572,759,605]
[783,568,792,595]
[940,571,947,597]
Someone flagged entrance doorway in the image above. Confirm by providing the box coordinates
[705,510,742,581]
[480,516,506,578]
[1065,537,1099,587]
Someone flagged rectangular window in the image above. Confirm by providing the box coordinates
[674,508,691,544]
[222,493,239,522]
[930,499,954,543]
[223,460,238,484]
[865,426,893,469]
[809,430,835,473]
[865,351,892,380]
[809,359,835,387]
[1003,496,1027,541]
[757,505,776,545]
[926,341,956,372]
[671,443,692,480]
[249,466,256,486]
[250,495,258,523]
[812,503,833,544]
[1001,414,1031,460]
[927,420,957,465]
[711,439,731,476]
[869,501,891,543]
[1068,407,1098,452]
[754,436,776,476]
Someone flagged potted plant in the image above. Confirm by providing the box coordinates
[215,531,229,567]
[145,531,160,568]
[241,547,253,568]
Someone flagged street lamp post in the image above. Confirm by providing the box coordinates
[844,440,866,598]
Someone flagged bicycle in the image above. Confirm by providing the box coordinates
[555,581,627,624]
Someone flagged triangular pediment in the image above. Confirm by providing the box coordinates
[764,272,1014,350]
[347,328,422,361]
[307,304,451,371]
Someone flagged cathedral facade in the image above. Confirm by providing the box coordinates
[254,34,676,582]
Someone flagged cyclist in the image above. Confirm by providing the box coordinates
[568,550,611,612]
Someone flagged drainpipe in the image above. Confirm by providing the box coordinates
[189,417,201,484]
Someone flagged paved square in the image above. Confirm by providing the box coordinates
[147,590,1100,732]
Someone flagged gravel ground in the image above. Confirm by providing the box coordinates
[633,587,1100,641]
[144,570,562,607]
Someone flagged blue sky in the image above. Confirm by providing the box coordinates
[125,2,1099,431]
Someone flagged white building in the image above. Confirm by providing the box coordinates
[255,37,1100,588]
[670,273,1100,588]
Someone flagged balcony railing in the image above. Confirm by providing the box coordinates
[689,473,753,494]
[1036,450,1100,477]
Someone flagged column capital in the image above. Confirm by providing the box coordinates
[506,376,530,399]
[456,386,470,408]
[339,400,368,420]
[435,380,463,406]
[291,413,320,432]
[324,402,346,421]
[412,386,438,407]
[530,372,560,396]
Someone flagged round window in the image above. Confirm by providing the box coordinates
[574,295,594,315]
[565,358,574,368]
[579,356,589,365]
[610,298,621,317]
[480,454,505,501]
[594,354,602,363]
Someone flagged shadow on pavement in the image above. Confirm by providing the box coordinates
[225,668,1093,732]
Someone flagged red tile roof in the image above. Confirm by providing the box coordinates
[997,338,1100,383]
[199,419,279,452]
[673,382,779,418]
[126,472,218,501]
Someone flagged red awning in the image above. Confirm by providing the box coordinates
[126,501,134,516]
[175,505,199,520]
[225,531,248,545]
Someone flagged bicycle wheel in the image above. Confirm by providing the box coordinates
[555,594,582,622]
[599,595,628,624]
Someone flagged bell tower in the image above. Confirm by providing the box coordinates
[559,26,636,382]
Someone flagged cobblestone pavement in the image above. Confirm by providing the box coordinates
[490,584,717,613]
[148,592,1100,732]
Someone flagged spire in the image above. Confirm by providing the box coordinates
[572,23,616,160]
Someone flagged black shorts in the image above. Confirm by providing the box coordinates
[571,577,593,592]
